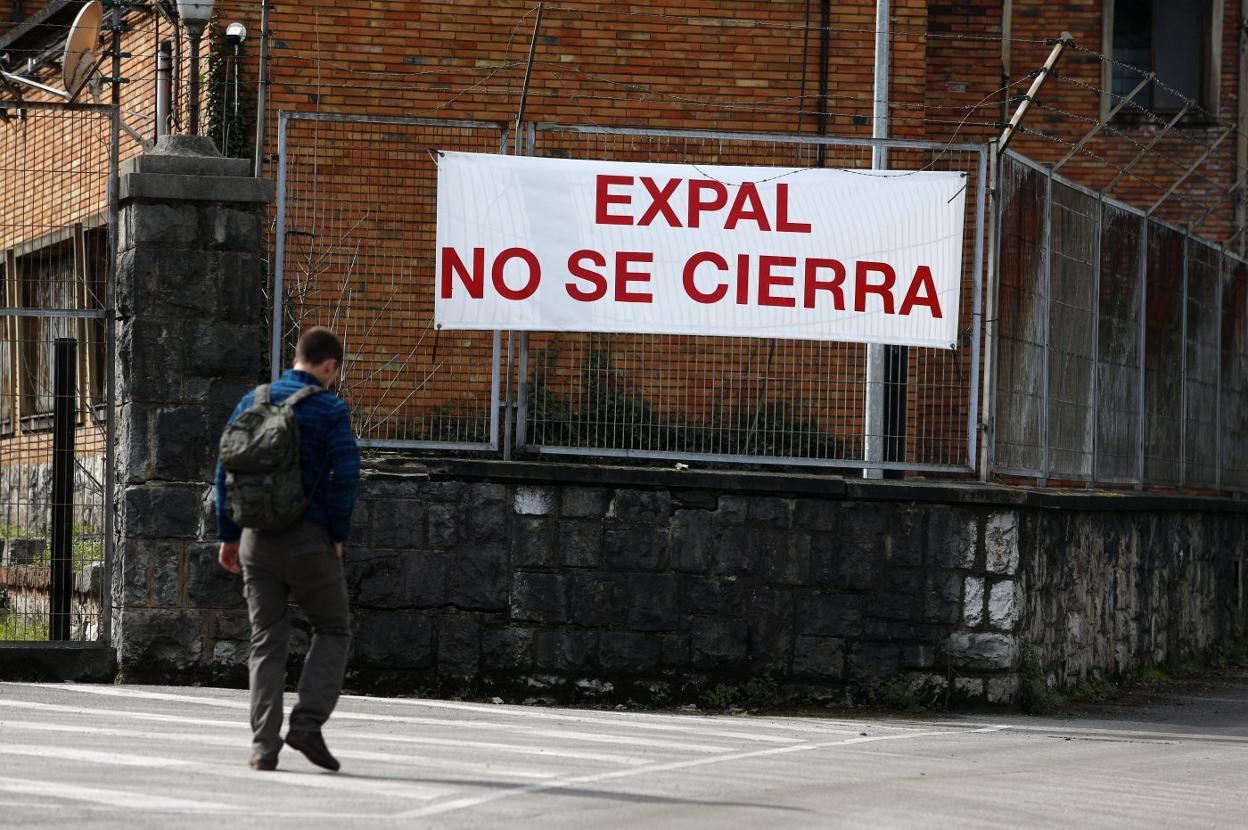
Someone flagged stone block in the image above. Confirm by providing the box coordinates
[903,644,936,669]
[512,518,557,567]
[448,544,509,610]
[570,572,617,627]
[123,202,200,250]
[217,252,264,324]
[188,320,260,378]
[371,500,425,548]
[214,611,251,641]
[929,509,979,570]
[532,629,597,672]
[348,501,370,548]
[868,592,918,622]
[988,580,1018,631]
[839,547,879,591]
[186,543,244,608]
[659,633,691,667]
[954,677,985,698]
[765,534,811,585]
[713,526,758,575]
[399,550,447,608]
[671,510,713,573]
[604,523,669,570]
[117,320,189,404]
[149,405,211,481]
[425,503,460,549]
[118,610,203,676]
[209,207,264,251]
[963,577,984,626]
[558,520,603,568]
[123,483,207,540]
[421,481,464,503]
[511,572,568,623]
[748,497,791,528]
[793,636,845,679]
[794,498,839,532]
[464,498,508,545]
[923,571,964,624]
[351,556,402,608]
[796,591,863,637]
[623,573,678,631]
[682,575,749,616]
[354,611,434,669]
[847,644,902,683]
[713,495,750,526]
[985,512,1020,574]
[599,631,662,673]
[943,632,1019,671]
[481,626,535,670]
[436,613,482,677]
[119,539,183,607]
[986,675,1019,704]
[691,617,748,669]
[561,487,611,518]
[611,489,671,522]
[746,588,795,673]
[514,486,556,516]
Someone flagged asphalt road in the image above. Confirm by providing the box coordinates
[0,674,1245,829]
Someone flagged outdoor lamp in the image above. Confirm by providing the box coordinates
[177,0,215,135]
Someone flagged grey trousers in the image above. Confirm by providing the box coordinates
[240,520,352,759]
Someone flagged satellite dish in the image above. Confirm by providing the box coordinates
[63,2,103,100]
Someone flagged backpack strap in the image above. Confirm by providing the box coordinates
[255,384,272,405]
[282,384,323,410]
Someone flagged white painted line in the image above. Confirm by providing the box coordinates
[0,775,239,813]
[938,720,1248,745]
[3,744,196,768]
[5,722,560,781]
[399,726,1011,819]
[0,741,456,802]
[11,686,740,754]
[0,702,651,767]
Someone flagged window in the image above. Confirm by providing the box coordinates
[1103,0,1223,116]
[1,225,107,435]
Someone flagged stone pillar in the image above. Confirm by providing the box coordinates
[113,136,273,682]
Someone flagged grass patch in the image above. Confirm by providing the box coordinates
[0,613,48,641]
[1018,648,1065,715]
[857,676,928,714]
[699,675,781,713]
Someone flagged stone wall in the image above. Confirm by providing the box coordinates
[111,136,272,676]
[121,462,1247,705]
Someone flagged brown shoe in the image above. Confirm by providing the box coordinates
[249,754,278,771]
[285,730,340,772]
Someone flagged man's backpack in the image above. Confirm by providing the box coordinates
[218,384,322,532]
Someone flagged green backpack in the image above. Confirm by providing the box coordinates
[218,384,323,532]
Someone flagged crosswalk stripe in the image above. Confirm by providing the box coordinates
[0,775,240,813]
[4,723,560,780]
[12,686,739,754]
[0,743,456,802]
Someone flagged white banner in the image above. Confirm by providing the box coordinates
[435,152,967,349]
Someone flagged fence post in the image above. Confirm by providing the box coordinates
[979,144,1002,482]
[1179,232,1190,490]
[271,112,290,382]
[1090,194,1103,486]
[1216,251,1224,493]
[1137,215,1149,489]
[1041,166,1053,485]
[50,338,78,641]
[967,145,988,475]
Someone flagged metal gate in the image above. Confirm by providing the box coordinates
[1,103,117,644]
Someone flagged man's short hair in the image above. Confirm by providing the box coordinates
[296,326,344,366]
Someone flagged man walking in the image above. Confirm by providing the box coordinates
[216,326,361,772]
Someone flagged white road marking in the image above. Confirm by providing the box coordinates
[4,722,560,780]
[0,742,456,802]
[940,720,1248,745]
[0,701,653,766]
[12,686,740,753]
[0,775,239,813]
[399,726,1012,819]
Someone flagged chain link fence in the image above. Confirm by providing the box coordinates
[1,105,114,642]
[273,112,507,450]
[992,151,1248,492]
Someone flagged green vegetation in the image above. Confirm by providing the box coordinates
[1018,648,1065,715]
[700,675,782,713]
[857,676,926,714]
[0,613,48,642]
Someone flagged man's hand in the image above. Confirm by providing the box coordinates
[219,542,241,574]
[334,543,344,559]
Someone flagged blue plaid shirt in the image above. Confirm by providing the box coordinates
[215,369,361,543]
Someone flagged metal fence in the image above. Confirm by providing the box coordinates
[1,104,116,643]
[991,151,1248,491]
[274,117,988,472]
[273,112,507,451]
